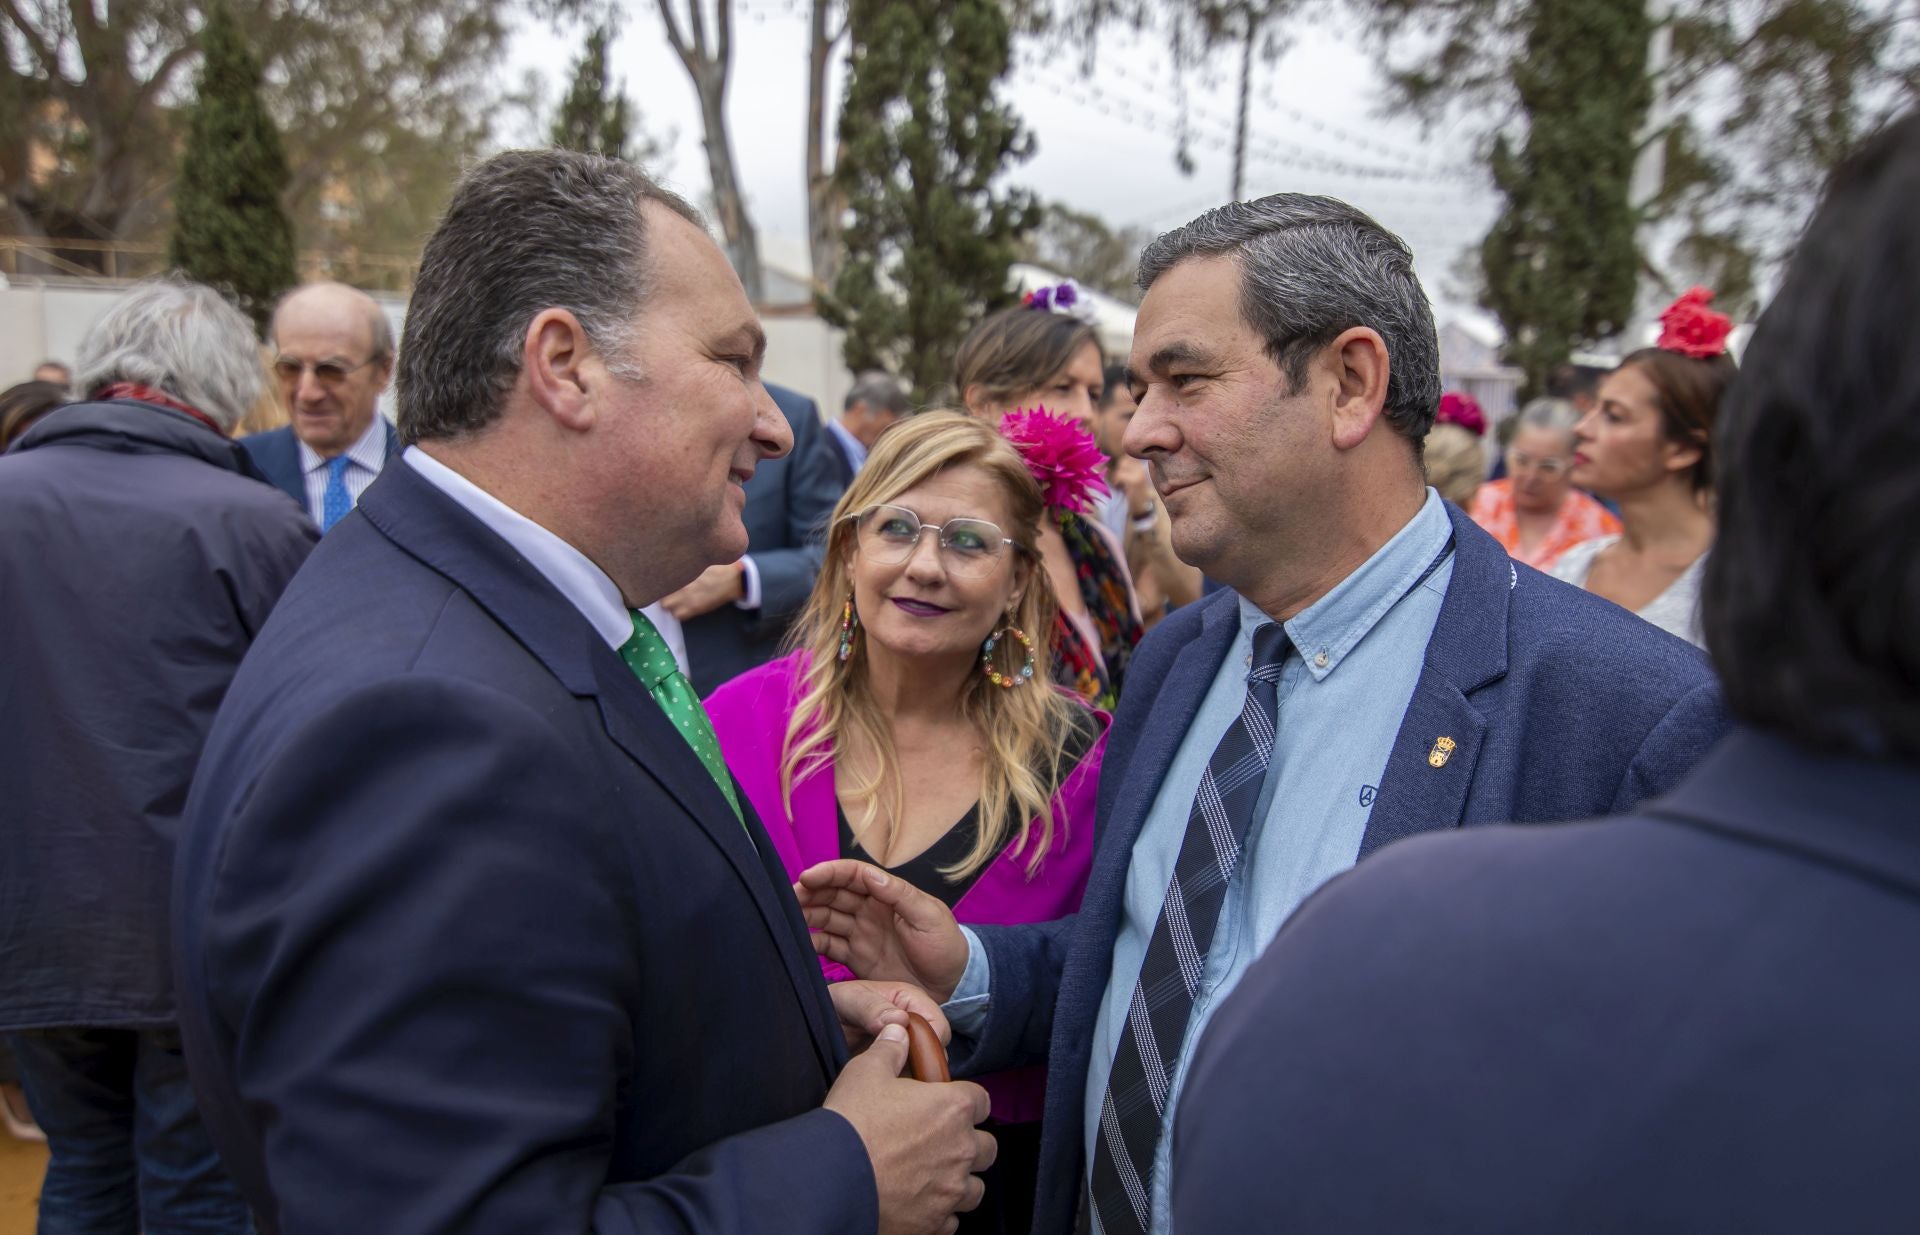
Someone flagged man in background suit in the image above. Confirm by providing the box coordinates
[823,370,911,487]
[667,380,846,696]
[176,150,992,1235]
[797,194,1727,1235]
[242,282,399,530]
[1172,110,1920,1235]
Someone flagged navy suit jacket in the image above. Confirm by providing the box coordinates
[173,461,873,1234]
[1174,728,1920,1233]
[240,419,400,516]
[957,504,1729,1234]
[683,383,846,696]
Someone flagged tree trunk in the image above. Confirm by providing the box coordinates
[805,0,846,295]
[695,61,765,302]
[1230,12,1257,201]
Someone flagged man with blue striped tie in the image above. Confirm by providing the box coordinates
[797,193,1731,1234]
[242,282,400,530]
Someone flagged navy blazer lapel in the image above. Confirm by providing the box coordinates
[356,464,844,1071]
[247,427,306,509]
[1359,508,1511,858]
[381,418,401,461]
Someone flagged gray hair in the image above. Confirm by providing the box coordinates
[1137,194,1442,445]
[845,370,910,415]
[1514,396,1582,442]
[396,149,703,444]
[75,279,263,433]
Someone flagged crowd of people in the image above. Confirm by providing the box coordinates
[0,110,1915,1235]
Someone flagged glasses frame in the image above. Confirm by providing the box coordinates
[272,354,383,387]
[841,503,1029,577]
[1505,446,1572,477]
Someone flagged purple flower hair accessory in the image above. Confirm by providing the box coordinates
[1023,280,1083,315]
[999,406,1109,514]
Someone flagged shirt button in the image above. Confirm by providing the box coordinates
[1314,649,1330,668]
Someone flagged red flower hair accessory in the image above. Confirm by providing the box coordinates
[1435,391,1487,437]
[1657,287,1734,360]
[999,406,1109,514]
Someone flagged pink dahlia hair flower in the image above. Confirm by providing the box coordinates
[1436,391,1488,437]
[999,406,1109,514]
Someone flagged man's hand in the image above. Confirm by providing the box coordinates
[795,861,971,1003]
[659,561,745,620]
[831,979,951,1053]
[826,1024,996,1235]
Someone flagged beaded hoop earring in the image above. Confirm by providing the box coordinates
[981,622,1037,688]
[837,594,859,663]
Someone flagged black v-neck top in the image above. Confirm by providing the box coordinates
[836,710,1103,909]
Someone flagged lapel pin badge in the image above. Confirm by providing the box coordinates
[1427,736,1456,768]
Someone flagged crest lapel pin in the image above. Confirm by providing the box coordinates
[1428,736,1456,768]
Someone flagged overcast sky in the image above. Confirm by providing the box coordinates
[506,2,1502,319]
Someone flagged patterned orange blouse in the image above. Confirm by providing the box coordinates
[1468,478,1622,570]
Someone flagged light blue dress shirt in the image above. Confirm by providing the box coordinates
[949,489,1455,1234]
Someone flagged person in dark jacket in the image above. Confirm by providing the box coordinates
[1171,112,1920,1235]
[0,279,317,1232]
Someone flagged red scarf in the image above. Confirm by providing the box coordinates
[93,382,226,437]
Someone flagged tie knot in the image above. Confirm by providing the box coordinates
[623,610,679,688]
[326,455,352,481]
[1248,622,1291,682]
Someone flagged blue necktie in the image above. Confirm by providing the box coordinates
[1088,622,1293,1235]
[321,456,353,532]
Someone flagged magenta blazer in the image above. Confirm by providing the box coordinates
[707,651,1106,1123]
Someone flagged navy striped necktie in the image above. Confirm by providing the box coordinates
[1088,620,1293,1235]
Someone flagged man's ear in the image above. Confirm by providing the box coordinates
[522,308,596,432]
[1325,326,1392,452]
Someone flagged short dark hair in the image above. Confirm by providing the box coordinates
[1,380,69,449]
[1703,111,1920,762]
[953,306,1101,408]
[1100,362,1130,409]
[1137,194,1442,447]
[396,150,702,444]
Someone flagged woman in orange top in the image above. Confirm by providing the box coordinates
[1469,397,1620,569]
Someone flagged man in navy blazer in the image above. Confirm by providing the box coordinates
[797,195,1726,1234]
[666,380,846,696]
[1172,111,1920,1235]
[241,282,400,530]
[175,151,992,1234]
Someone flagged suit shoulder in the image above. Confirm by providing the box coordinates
[1505,561,1715,689]
[239,425,293,455]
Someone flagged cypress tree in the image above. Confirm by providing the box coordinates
[1480,0,1650,396]
[551,24,635,161]
[820,0,1042,400]
[168,3,297,334]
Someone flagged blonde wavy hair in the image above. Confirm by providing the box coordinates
[783,411,1089,881]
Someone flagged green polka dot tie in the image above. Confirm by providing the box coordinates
[620,609,744,827]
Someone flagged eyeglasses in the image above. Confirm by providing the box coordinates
[273,355,381,387]
[1507,448,1571,477]
[844,504,1024,578]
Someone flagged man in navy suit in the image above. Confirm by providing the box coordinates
[797,194,1727,1234]
[175,151,993,1234]
[1172,113,1920,1235]
[665,380,846,696]
[242,282,400,530]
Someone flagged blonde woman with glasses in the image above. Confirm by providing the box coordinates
[707,411,1107,1234]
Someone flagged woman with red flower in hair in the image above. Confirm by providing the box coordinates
[1549,287,1737,646]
